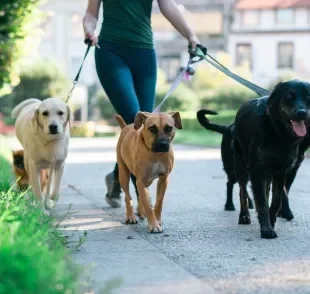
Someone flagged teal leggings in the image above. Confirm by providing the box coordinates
[95,40,157,192]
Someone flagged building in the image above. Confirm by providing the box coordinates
[228,0,310,87]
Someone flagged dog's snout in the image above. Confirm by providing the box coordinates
[152,139,169,153]
[49,123,58,134]
[296,109,307,120]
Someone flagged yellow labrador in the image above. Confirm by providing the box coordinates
[12,98,73,214]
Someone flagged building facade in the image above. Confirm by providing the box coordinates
[228,0,310,87]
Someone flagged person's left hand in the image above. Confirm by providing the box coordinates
[188,35,200,50]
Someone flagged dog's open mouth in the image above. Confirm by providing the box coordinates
[291,120,307,137]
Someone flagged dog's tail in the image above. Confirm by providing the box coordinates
[196,109,228,135]
[12,98,41,119]
[115,115,127,129]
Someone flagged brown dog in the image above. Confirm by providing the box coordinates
[115,111,182,233]
[12,150,49,192]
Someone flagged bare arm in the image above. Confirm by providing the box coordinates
[83,0,101,45]
[157,0,199,48]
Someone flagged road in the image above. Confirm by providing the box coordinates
[57,138,310,294]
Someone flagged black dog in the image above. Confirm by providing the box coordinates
[197,109,254,211]
[196,109,300,220]
[233,80,310,239]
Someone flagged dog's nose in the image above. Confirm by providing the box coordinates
[152,140,169,152]
[296,109,307,120]
[49,124,58,134]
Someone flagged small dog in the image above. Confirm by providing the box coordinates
[115,111,182,233]
[196,109,254,211]
[12,149,49,192]
[233,80,310,239]
[12,98,73,214]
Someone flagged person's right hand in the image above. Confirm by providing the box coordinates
[84,31,98,46]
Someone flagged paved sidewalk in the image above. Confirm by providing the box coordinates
[55,138,215,294]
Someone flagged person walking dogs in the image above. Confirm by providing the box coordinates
[83,0,200,208]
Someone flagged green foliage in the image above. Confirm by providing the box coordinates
[96,88,117,124]
[200,84,257,111]
[1,60,71,115]
[190,51,258,110]
[0,137,80,294]
[0,0,43,95]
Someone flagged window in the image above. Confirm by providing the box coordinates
[236,44,252,68]
[242,10,260,26]
[278,43,294,69]
[276,9,294,25]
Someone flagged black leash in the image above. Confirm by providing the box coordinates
[65,39,93,103]
[189,44,270,97]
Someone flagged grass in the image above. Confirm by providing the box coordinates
[174,130,222,146]
[0,136,80,294]
[174,109,236,146]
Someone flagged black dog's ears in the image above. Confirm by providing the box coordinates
[267,81,285,108]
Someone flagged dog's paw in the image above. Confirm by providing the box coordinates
[126,216,138,224]
[277,209,294,221]
[224,203,236,211]
[148,222,163,233]
[45,199,56,209]
[261,228,277,239]
[238,214,251,225]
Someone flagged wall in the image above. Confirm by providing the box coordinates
[228,32,310,87]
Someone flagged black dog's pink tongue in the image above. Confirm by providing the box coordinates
[292,121,307,137]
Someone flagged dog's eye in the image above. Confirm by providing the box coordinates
[58,111,64,116]
[148,126,158,134]
[164,126,173,133]
[286,94,294,100]
[42,111,49,116]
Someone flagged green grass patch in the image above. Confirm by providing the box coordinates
[173,110,236,146]
[0,136,80,294]
[175,130,222,146]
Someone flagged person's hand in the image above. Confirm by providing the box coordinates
[188,35,200,50]
[84,31,98,46]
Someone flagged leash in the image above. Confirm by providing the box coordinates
[65,39,98,103]
[153,44,270,113]
[153,54,201,113]
[189,44,270,97]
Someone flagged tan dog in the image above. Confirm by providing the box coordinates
[115,111,182,233]
[12,98,73,215]
[12,149,49,192]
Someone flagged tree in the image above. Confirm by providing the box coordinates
[0,0,42,95]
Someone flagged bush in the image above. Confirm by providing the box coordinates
[200,84,257,111]
[0,0,42,95]
[155,68,199,112]
[1,60,71,114]
[0,137,80,294]
[96,88,117,124]
[155,83,199,112]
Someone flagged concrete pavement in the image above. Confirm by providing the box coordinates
[55,138,310,294]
